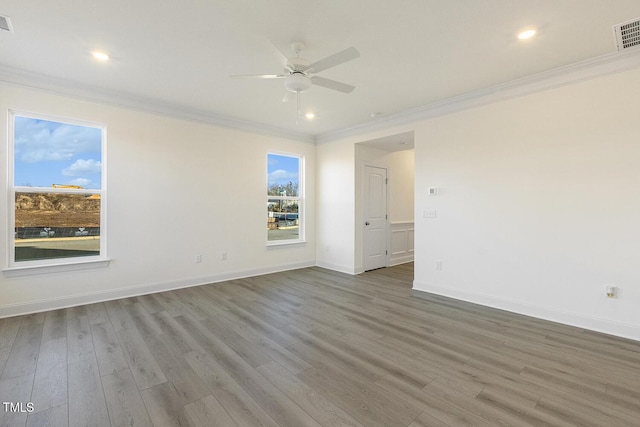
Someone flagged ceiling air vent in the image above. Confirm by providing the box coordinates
[614,18,640,51]
[0,15,13,32]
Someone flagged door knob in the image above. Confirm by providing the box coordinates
[365,221,370,226]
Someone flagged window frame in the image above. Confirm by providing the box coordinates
[4,110,108,274]
[266,152,305,246]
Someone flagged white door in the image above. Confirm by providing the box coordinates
[363,165,387,271]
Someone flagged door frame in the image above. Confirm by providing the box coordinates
[361,164,389,271]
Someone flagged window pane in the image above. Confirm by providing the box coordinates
[267,198,299,241]
[14,192,100,261]
[267,154,299,196]
[12,114,104,265]
[14,116,102,189]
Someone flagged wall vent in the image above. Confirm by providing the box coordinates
[0,15,13,33]
[614,18,640,51]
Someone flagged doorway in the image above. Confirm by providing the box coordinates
[356,131,415,273]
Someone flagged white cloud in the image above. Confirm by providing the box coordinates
[15,117,101,163]
[62,159,102,176]
[268,169,298,184]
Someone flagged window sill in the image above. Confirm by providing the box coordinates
[267,240,307,248]
[2,258,111,277]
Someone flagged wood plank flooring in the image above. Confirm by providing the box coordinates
[1,263,640,426]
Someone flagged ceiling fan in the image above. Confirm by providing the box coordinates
[230,41,360,121]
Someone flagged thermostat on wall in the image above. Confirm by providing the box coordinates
[428,187,439,196]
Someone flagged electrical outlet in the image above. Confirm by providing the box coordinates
[436,261,442,270]
[423,210,437,218]
[195,255,202,264]
[221,252,228,261]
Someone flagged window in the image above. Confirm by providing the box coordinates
[8,111,106,268]
[267,153,304,243]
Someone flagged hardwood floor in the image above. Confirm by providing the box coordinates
[1,262,639,426]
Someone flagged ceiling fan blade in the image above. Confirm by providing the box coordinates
[229,74,286,79]
[311,76,355,93]
[282,91,296,102]
[267,39,295,71]
[305,46,360,73]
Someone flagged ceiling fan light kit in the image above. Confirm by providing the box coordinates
[284,73,312,93]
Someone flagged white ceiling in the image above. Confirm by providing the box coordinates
[1,1,639,141]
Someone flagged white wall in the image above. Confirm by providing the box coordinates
[315,140,355,273]
[0,83,316,316]
[413,67,640,340]
[388,149,414,222]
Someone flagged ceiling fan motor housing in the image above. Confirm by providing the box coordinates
[287,57,310,71]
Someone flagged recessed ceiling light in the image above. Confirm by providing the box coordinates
[91,50,110,61]
[518,29,537,40]
[305,112,315,119]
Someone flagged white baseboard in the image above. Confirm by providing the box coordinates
[389,255,414,267]
[315,261,358,275]
[0,260,315,319]
[413,280,640,342]
[317,260,412,275]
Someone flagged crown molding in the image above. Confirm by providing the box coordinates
[3,48,640,146]
[0,65,316,144]
[316,48,640,144]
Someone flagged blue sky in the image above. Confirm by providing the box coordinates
[14,116,102,189]
[267,154,299,186]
